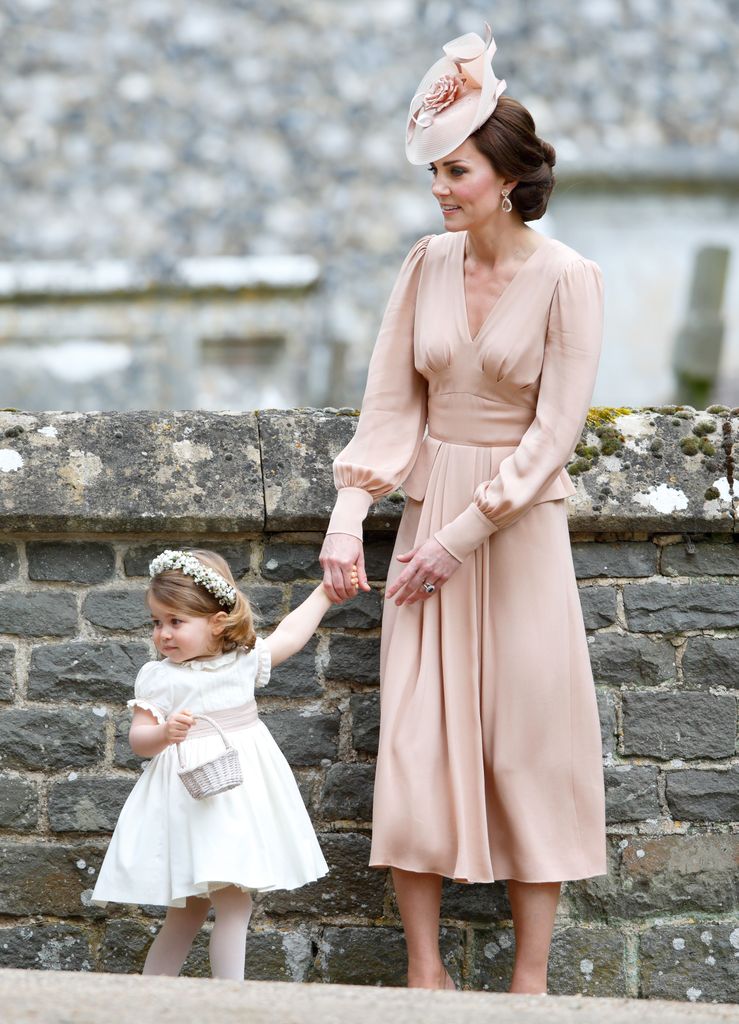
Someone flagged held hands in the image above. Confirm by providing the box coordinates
[320,533,371,603]
[164,709,195,745]
[385,537,462,606]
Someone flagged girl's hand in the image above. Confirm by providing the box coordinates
[385,538,461,606]
[319,533,371,603]
[165,709,195,744]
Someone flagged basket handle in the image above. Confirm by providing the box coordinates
[175,713,233,769]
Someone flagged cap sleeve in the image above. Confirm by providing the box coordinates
[327,235,432,539]
[126,661,170,724]
[254,637,272,689]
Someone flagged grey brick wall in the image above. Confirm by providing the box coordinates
[0,407,737,1001]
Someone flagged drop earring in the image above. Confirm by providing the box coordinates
[501,188,513,213]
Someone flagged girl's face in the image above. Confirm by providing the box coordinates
[429,138,511,231]
[149,594,226,664]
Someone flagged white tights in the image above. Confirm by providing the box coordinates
[142,886,253,981]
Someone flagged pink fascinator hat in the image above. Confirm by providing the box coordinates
[405,23,507,165]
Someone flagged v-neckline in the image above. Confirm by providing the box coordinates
[458,232,551,343]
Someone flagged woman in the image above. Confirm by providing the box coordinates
[320,26,606,994]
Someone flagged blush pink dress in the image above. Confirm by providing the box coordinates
[327,230,607,883]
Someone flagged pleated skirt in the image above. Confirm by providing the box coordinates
[369,440,607,883]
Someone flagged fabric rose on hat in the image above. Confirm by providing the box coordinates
[423,73,462,113]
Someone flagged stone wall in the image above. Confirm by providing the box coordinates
[0,257,326,412]
[2,1,739,411]
[0,406,737,1002]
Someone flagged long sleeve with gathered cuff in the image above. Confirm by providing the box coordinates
[326,236,431,540]
[434,257,604,563]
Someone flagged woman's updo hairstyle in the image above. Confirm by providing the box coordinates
[147,548,256,653]
[471,96,556,222]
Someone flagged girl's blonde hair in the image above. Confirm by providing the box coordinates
[147,548,256,652]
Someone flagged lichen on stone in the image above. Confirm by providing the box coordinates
[585,407,632,430]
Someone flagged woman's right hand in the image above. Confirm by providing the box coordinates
[165,709,195,745]
[320,533,370,602]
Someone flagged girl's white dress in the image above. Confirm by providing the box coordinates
[92,640,328,907]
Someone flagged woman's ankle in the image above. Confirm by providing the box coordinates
[407,957,449,989]
[509,964,548,994]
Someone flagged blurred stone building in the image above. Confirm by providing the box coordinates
[1,0,738,411]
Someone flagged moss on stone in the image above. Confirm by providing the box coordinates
[599,439,620,456]
[649,439,664,454]
[704,486,721,501]
[592,425,625,456]
[692,419,716,436]
[706,405,729,414]
[680,437,700,456]
[698,438,716,456]
[567,457,593,476]
[575,443,600,461]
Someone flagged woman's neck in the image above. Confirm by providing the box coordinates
[465,219,539,268]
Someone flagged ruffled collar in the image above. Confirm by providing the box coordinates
[174,648,241,672]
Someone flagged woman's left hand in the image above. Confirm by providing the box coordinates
[385,537,461,606]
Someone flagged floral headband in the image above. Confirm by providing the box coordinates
[149,549,237,609]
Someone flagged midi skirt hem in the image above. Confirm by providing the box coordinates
[368,855,607,885]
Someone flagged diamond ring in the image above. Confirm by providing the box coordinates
[422,581,435,594]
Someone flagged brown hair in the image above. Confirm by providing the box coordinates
[471,96,556,222]
[147,549,256,653]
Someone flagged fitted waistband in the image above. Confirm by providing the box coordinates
[187,700,259,739]
[427,393,534,446]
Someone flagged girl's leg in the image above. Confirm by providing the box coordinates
[208,885,253,981]
[391,868,454,989]
[507,880,561,994]
[142,896,210,976]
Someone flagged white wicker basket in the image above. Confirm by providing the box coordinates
[176,714,243,800]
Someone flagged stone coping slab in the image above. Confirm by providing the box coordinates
[0,411,262,532]
[0,407,735,535]
[259,408,402,532]
[1,969,736,1024]
[566,407,736,534]
[0,255,320,300]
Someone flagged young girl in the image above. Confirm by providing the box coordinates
[92,548,358,980]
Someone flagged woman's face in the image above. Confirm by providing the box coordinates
[429,138,510,231]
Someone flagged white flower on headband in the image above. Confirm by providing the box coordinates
[149,550,237,608]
